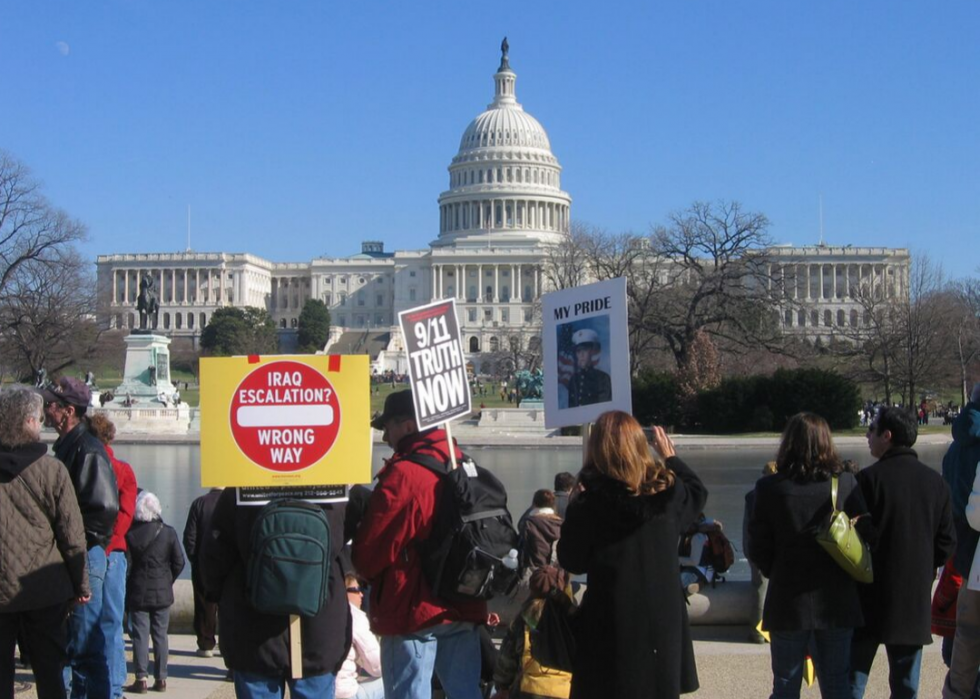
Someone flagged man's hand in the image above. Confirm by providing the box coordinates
[75,594,91,605]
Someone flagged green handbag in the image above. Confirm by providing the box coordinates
[814,475,873,583]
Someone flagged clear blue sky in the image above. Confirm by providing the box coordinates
[2,1,978,278]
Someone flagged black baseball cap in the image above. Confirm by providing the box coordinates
[370,390,415,430]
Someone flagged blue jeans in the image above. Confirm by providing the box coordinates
[102,551,128,698]
[65,545,111,699]
[233,670,335,699]
[380,621,483,699]
[850,630,922,699]
[769,628,852,699]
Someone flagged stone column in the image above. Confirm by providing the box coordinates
[124,270,130,303]
[431,266,437,301]
[494,265,499,303]
[515,264,522,301]
[534,265,539,299]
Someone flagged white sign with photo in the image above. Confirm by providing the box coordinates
[398,298,471,430]
[541,278,632,428]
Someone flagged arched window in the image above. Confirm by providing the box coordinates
[824,310,832,327]
[798,310,806,327]
[850,310,859,327]
[200,313,207,329]
[489,336,499,352]
[469,337,480,353]
[509,336,520,352]
[837,310,845,327]
[163,312,171,330]
[280,319,287,328]
[175,313,183,330]
[291,318,298,328]
[188,313,195,330]
[784,310,793,326]
[811,310,819,327]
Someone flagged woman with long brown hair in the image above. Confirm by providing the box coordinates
[557,411,707,699]
[747,412,872,699]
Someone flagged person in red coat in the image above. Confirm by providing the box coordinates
[88,413,138,699]
[352,390,486,699]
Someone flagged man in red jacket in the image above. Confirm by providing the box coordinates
[352,390,486,699]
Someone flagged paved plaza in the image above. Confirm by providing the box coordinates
[12,629,951,699]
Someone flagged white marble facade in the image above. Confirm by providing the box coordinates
[96,45,909,366]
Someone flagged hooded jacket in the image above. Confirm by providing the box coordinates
[53,421,119,549]
[0,442,89,612]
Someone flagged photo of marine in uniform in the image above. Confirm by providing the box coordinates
[565,327,612,408]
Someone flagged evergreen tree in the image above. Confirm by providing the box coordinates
[200,307,278,356]
[297,299,331,353]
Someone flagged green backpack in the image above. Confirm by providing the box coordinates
[246,499,332,617]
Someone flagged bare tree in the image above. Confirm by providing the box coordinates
[949,276,980,405]
[0,151,86,300]
[541,221,591,291]
[0,248,101,379]
[895,253,952,406]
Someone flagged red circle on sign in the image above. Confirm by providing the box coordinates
[230,361,341,472]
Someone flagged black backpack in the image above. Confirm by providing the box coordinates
[246,499,332,617]
[406,452,519,602]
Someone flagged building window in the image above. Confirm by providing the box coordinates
[376,277,383,284]
[357,293,365,306]
[524,309,533,323]
[489,336,499,352]
[469,308,477,322]
[375,314,383,325]
[376,294,383,307]
[409,288,417,301]
[341,293,347,306]
[410,271,416,277]
[484,308,492,321]
[501,309,509,323]
[338,316,346,326]
[291,318,298,328]
[469,337,480,352]
[469,285,477,300]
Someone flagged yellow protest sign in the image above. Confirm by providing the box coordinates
[200,354,370,487]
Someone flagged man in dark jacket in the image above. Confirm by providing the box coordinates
[943,384,980,576]
[183,487,223,657]
[851,406,956,699]
[203,488,350,697]
[42,376,120,699]
[352,389,487,699]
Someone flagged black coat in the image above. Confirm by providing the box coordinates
[126,519,185,611]
[856,447,956,645]
[746,471,870,632]
[557,456,706,699]
[53,422,119,549]
[203,489,351,678]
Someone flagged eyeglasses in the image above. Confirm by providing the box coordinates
[346,587,363,594]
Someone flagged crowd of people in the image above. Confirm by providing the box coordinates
[5,379,980,699]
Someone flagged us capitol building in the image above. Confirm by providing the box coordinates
[96,42,909,373]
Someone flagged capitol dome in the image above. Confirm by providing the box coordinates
[433,40,572,248]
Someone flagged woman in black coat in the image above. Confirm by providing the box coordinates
[557,411,707,699]
[746,412,872,699]
[125,491,185,693]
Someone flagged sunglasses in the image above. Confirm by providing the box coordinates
[346,587,363,594]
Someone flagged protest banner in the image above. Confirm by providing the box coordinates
[200,354,371,488]
[541,277,632,428]
[398,299,471,430]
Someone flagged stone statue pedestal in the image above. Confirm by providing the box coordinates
[98,333,190,434]
[115,333,177,400]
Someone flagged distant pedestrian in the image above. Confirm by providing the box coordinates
[558,412,706,699]
[183,488,223,658]
[553,472,575,519]
[88,413,138,699]
[851,406,956,699]
[125,492,185,694]
[0,385,90,699]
